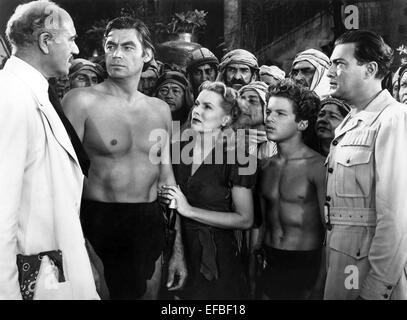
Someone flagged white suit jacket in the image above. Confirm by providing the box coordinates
[324,90,407,300]
[0,56,99,299]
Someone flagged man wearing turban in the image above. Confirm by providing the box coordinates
[138,58,163,96]
[315,97,350,156]
[217,49,259,90]
[68,58,104,89]
[186,47,219,98]
[237,81,277,159]
[154,71,194,128]
[259,65,285,88]
[290,48,330,98]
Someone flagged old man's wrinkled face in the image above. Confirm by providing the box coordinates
[290,60,315,89]
[225,63,253,90]
[236,89,264,128]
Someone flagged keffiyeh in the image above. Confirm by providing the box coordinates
[292,48,330,98]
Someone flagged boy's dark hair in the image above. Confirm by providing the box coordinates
[335,30,393,80]
[267,79,321,151]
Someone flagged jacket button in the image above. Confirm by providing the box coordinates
[332,140,338,146]
[326,196,331,201]
[346,159,350,163]
[387,285,392,290]
[328,168,333,173]
[384,294,389,299]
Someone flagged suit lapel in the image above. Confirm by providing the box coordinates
[37,100,79,166]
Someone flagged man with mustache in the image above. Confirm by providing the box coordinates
[0,0,98,299]
[250,79,326,299]
[290,49,330,99]
[217,49,259,91]
[324,30,407,300]
[315,97,350,156]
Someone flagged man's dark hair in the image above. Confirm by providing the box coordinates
[335,30,393,80]
[267,79,321,151]
[103,16,155,70]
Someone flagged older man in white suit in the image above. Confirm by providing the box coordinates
[0,1,98,299]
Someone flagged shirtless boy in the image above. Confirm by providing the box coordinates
[62,17,186,299]
[250,79,326,299]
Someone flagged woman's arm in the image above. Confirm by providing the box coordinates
[160,185,254,229]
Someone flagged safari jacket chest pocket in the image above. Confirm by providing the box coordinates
[335,149,373,198]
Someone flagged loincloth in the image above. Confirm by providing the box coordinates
[259,246,321,299]
[81,199,165,299]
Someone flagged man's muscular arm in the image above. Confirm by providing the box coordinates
[156,100,187,290]
[61,88,91,142]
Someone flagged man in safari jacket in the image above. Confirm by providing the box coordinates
[324,30,407,300]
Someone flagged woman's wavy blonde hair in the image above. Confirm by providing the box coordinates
[182,81,243,132]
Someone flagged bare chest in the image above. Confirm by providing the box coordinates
[261,160,313,203]
[84,102,167,156]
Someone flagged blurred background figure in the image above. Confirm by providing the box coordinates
[259,65,285,88]
[315,97,350,157]
[397,64,407,105]
[154,71,194,132]
[186,47,219,98]
[68,58,104,89]
[392,67,401,101]
[49,75,70,101]
[138,58,163,96]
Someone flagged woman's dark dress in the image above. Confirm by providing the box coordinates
[172,139,257,299]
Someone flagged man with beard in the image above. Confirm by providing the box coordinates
[324,30,407,300]
[154,71,194,137]
[186,47,219,98]
[217,49,259,90]
[290,49,330,98]
[315,97,350,156]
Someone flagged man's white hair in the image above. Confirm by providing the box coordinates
[6,0,63,51]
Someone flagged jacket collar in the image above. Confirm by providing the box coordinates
[334,90,394,139]
[4,56,79,165]
[4,55,49,103]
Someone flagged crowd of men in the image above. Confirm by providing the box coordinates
[1,0,407,300]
